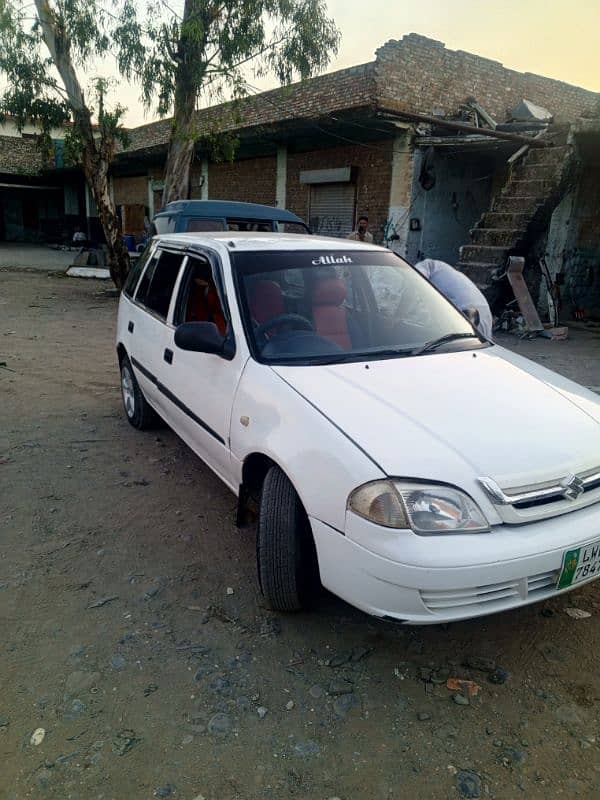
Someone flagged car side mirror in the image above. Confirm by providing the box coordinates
[462,306,481,329]
[175,322,233,357]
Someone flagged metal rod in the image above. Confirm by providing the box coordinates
[378,103,550,147]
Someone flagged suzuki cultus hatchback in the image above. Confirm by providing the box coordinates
[117,233,600,623]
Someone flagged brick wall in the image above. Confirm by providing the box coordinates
[286,143,394,241]
[208,156,277,205]
[0,134,49,175]
[375,34,599,124]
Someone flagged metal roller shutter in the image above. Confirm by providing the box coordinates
[309,183,356,238]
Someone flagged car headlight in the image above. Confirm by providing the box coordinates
[347,480,490,534]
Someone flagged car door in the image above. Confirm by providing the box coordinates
[129,245,187,416]
[160,249,245,486]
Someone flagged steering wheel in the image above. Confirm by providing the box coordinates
[255,313,314,344]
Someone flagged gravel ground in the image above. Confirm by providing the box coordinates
[1,270,600,800]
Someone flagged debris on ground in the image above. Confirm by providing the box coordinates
[30,727,46,746]
[446,679,481,697]
[462,656,496,673]
[565,607,592,619]
[112,730,140,756]
[488,667,510,685]
[456,769,482,798]
[87,595,119,609]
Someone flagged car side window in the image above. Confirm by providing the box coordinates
[277,222,308,234]
[122,243,155,299]
[227,218,273,232]
[185,218,225,232]
[153,215,176,234]
[174,255,229,336]
[136,249,186,320]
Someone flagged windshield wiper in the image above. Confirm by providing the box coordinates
[412,332,481,356]
[274,347,416,366]
[314,347,419,365]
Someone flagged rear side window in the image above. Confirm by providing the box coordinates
[153,215,177,234]
[227,218,273,232]
[136,249,185,320]
[122,243,154,298]
[185,217,225,232]
[277,222,309,234]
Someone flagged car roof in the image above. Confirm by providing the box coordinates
[153,231,386,253]
[154,200,305,224]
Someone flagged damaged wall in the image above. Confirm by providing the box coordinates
[376,34,599,123]
[405,147,505,265]
[545,158,600,319]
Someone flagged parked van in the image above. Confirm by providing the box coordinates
[152,200,310,236]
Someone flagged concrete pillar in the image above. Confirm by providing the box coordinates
[386,131,414,256]
[147,177,155,219]
[201,159,209,200]
[84,184,98,240]
[276,145,287,208]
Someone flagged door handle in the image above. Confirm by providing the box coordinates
[128,321,134,333]
[164,348,173,365]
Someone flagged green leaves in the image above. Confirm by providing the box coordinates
[133,0,339,201]
[0,0,134,284]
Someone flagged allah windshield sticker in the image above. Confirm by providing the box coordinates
[311,255,354,266]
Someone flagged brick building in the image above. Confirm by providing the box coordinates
[109,34,599,317]
[2,34,599,317]
[0,119,87,244]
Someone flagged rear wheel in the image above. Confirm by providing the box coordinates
[257,465,320,611]
[120,355,159,430]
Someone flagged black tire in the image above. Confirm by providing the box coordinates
[257,465,320,611]
[120,354,159,430]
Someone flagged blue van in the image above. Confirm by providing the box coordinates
[152,200,310,236]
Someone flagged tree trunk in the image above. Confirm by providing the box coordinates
[161,116,196,207]
[34,0,129,288]
[162,0,208,208]
[162,84,197,207]
[81,146,130,288]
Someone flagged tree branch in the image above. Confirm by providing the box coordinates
[204,35,291,76]
[33,0,87,114]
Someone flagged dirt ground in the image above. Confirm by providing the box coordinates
[2,269,600,800]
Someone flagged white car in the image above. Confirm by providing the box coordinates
[116,232,600,624]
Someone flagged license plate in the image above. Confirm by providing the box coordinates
[557,541,600,589]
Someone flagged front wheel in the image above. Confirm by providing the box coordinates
[120,355,159,430]
[257,465,320,611]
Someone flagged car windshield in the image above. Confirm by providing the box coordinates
[233,249,485,365]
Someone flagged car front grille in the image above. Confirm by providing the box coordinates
[479,466,600,524]
[420,569,558,616]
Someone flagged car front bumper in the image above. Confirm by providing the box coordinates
[309,502,600,624]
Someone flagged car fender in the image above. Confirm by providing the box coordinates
[230,359,384,532]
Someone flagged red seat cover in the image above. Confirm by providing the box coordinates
[186,279,227,336]
[311,278,352,350]
[206,284,227,336]
[186,279,210,323]
[249,280,285,324]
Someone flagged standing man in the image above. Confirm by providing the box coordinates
[414,258,493,339]
[347,215,373,243]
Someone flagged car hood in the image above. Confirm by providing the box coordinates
[273,346,600,488]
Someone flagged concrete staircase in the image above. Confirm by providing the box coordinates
[457,128,573,294]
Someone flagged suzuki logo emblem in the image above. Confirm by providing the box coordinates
[561,474,585,501]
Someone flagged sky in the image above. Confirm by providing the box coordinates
[107,0,600,127]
